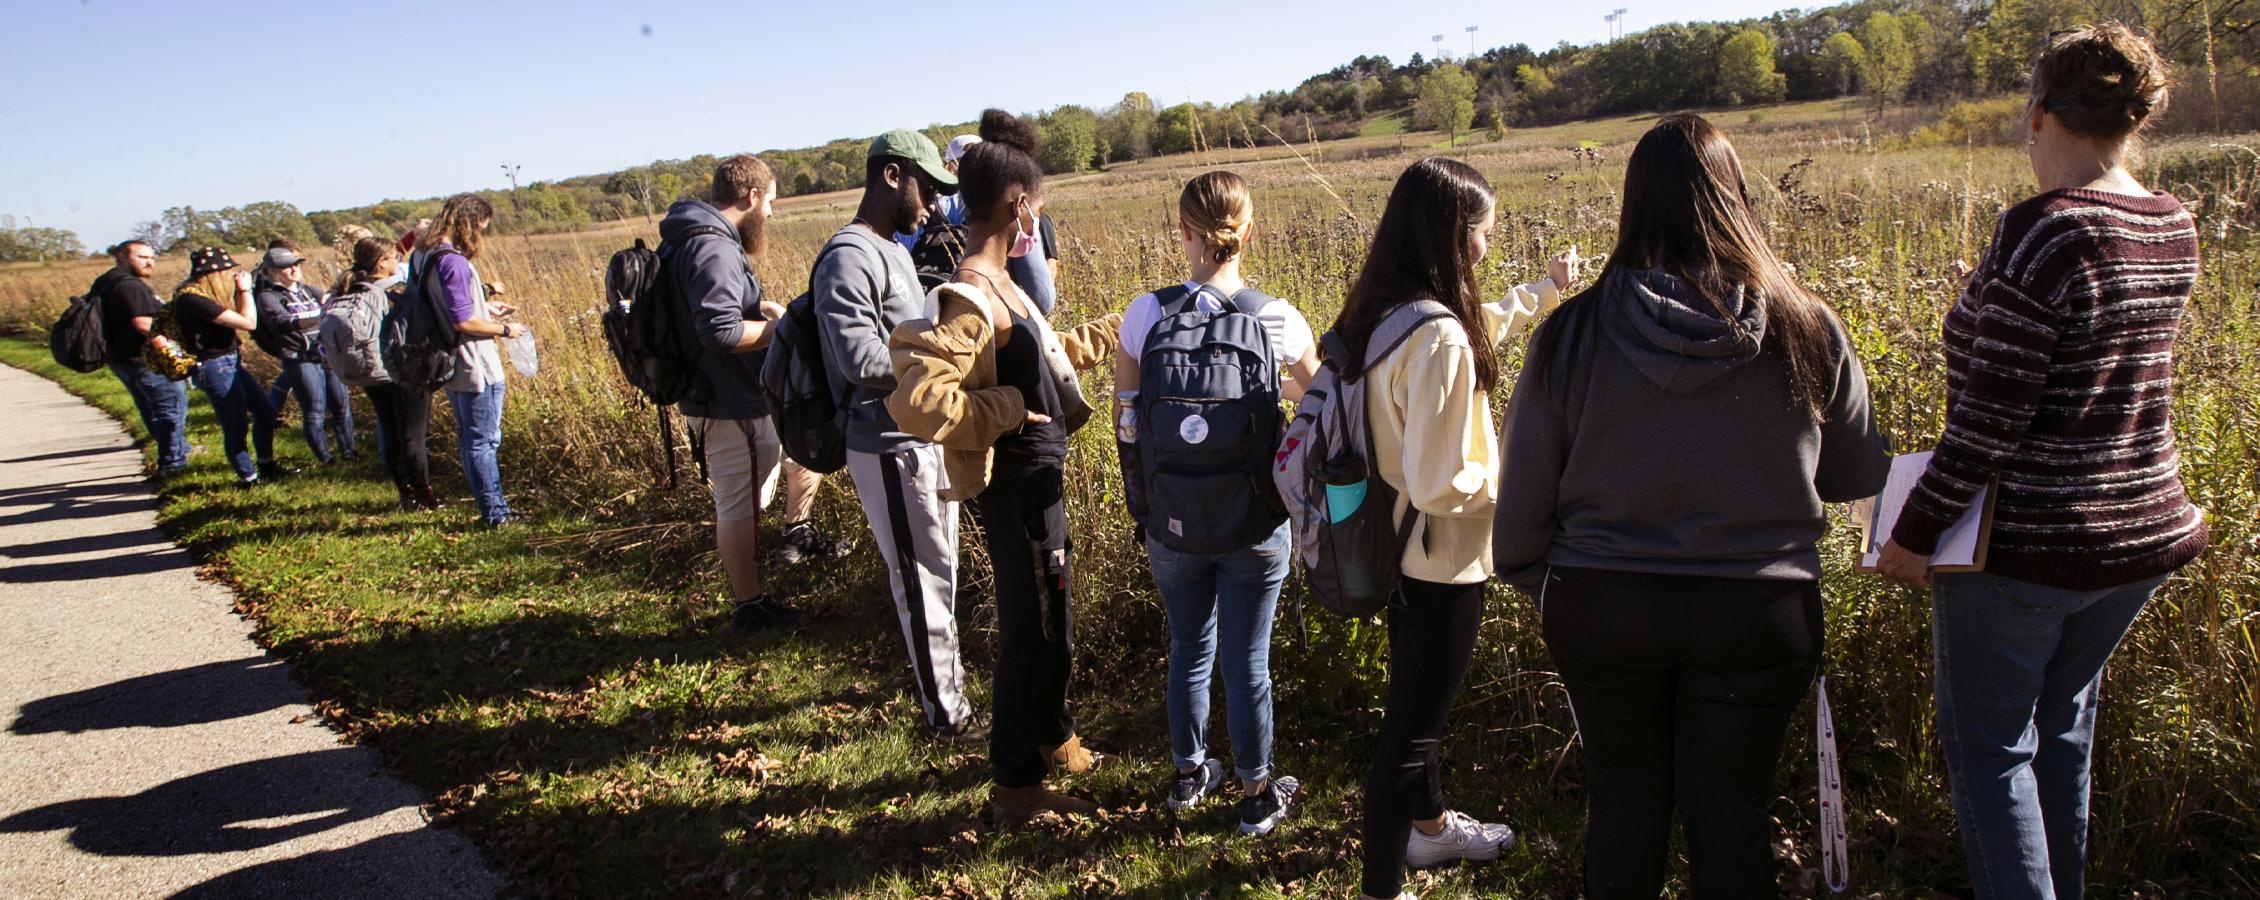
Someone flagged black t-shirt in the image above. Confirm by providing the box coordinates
[993,302,1067,466]
[1039,214,1059,262]
[170,292,241,360]
[92,267,162,364]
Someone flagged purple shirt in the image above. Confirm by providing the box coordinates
[431,241,482,324]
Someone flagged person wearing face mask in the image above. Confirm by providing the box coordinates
[887,108,1123,827]
[813,127,987,746]
[255,244,356,465]
[1005,199,1060,316]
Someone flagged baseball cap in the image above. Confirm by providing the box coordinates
[943,134,983,165]
[867,129,959,194]
[262,247,306,269]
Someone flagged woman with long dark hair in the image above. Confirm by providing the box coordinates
[1493,114,1891,897]
[1341,157,1581,900]
[328,236,437,509]
[1876,25,2207,899]
[423,193,527,527]
[886,110,1123,826]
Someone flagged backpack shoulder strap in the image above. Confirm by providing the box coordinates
[1223,288,1276,318]
[1152,284,1196,317]
[1363,299,1455,369]
[814,227,894,291]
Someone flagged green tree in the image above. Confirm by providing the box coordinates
[1858,12,1914,114]
[1820,31,1869,97]
[1154,103,1198,155]
[1105,91,1159,161]
[1036,105,1101,174]
[224,200,317,249]
[1718,28,1788,105]
[1416,63,1477,145]
[0,226,84,263]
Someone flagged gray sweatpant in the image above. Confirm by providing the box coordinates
[846,443,972,730]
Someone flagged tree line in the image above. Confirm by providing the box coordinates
[65,0,2254,253]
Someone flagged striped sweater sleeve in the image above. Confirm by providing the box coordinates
[1892,222,2069,554]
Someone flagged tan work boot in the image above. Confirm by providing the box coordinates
[1044,735,1096,774]
[991,783,1099,828]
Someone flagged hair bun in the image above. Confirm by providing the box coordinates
[2033,22,2171,138]
[978,108,1041,157]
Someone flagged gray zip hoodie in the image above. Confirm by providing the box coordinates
[811,224,924,453]
[1492,268,1891,593]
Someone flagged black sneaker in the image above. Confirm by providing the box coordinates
[931,710,990,745]
[729,595,801,632]
[1167,759,1225,811]
[775,521,856,565]
[257,461,300,481]
[1237,774,1300,836]
[480,512,528,529]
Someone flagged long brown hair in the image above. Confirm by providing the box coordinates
[426,193,495,259]
[1605,113,1836,417]
[1337,157,1499,390]
[332,236,398,295]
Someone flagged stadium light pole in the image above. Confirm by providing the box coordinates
[1614,8,1629,40]
[1466,25,1479,59]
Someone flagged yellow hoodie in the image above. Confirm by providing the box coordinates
[1368,278,1562,585]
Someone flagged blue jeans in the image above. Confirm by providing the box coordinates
[1149,521,1289,784]
[108,361,190,473]
[272,359,355,463]
[191,352,277,479]
[448,383,510,522]
[1932,570,2171,900]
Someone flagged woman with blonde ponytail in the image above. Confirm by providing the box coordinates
[1110,170,1320,836]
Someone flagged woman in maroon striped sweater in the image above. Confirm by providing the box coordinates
[1877,23,2208,900]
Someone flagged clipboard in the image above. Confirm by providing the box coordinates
[1853,451,1997,573]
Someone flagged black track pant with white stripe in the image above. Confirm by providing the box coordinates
[847,444,973,730]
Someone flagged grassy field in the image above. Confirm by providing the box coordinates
[3,98,2258,897]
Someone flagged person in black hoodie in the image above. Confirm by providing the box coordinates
[1493,114,1891,898]
[254,245,355,464]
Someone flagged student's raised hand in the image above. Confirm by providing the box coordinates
[1548,246,1583,289]
[1876,539,1932,589]
[232,270,254,293]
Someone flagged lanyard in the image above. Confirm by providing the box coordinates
[1817,675,1849,893]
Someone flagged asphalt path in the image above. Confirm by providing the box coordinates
[0,363,504,899]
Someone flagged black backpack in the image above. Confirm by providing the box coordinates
[606,225,727,407]
[761,237,876,475]
[380,247,464,392]
[49,287,108,373]
[909,221,968,290]
[1126,284,1288,553]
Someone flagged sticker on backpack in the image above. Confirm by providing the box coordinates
[1178,414,1210,445]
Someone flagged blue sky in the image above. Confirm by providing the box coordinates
[0,0,1800,247]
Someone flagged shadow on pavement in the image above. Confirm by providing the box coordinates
[10,657,299,735]
[0,748,404,856]
[169,830,497,899]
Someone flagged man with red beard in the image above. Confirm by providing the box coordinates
[662,154,854,631]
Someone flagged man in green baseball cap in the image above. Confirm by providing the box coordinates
[869,129,958,195]
[809,127,986,748]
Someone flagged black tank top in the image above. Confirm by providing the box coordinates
[993,298,1067,466]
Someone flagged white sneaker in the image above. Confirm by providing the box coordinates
[1404,809,1515,868]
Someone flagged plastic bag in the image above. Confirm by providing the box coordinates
[502,328,539,377]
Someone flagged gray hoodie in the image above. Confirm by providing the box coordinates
[1492,268,1891,592]
[811,224,924,453]
[659,199,766,420]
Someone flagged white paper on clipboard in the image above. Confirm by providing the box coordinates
[1856,451,1990,571]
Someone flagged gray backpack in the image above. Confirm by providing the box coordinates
[318,281,391,387]
[1129,284,1287,553]
[1272,299,1453,617]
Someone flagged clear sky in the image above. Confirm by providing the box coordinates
[0,0,1800,248]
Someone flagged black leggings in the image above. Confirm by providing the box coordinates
[1539,566,1823,900]
[972,461,1075,789]
[1361,575,1484,899]
[366,383,431,496]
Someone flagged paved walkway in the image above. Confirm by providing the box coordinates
[0,364,504,899]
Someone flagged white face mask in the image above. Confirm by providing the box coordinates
[1008,203,1040,259]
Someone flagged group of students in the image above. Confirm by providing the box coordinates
[90,197,542,524]
[84,22,2203,899]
